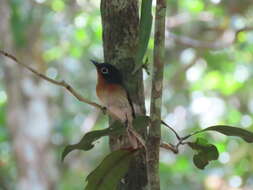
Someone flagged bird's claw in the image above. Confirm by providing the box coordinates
[101,106,107,114]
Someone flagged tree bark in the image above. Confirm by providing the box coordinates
[100,0,147,189]
[147,0,166,190]
[0,1,57,189]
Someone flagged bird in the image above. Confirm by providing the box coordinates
[91,60,143,149]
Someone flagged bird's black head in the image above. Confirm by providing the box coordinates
[91,60,123,84]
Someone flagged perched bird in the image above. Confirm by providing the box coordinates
[91,60,142,148]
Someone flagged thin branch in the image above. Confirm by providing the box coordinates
[161,120,181,141]
[168,26,253,49]
[161,121,197,154]
[160,136,191,154]
[0,50,104,110]
[160,142,178,154]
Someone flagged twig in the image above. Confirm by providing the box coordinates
[161,120,181,141]
[161,121,198,153]
[160,137,191,154]
[0,50,104,110]
[160,142,178,154]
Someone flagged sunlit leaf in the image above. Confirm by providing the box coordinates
[70,46,82,58]
[204,52,233,72]
[171,156,190,173]
[43,47,63,62]
[74,29,86,42]
[227,109,242,124]
[133,0,153,73]
[180,0,204,13]
[51,0,65,12]
[220,74,242,95]
[215,142,226,153]
[238,32,247,43]
[85,150,137,190]
[209,6,224,16]
[204,71,222,90]
[61,121,124,161]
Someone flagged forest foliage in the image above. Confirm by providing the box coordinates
[1,0,253,190]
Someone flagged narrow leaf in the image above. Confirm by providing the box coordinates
[202,125,253,143]
[62,121,124,161]
[85,150,137,190]
[133,0,153,73]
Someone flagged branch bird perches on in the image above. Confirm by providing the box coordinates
[0,50,104,110]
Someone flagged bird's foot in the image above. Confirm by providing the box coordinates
[101,106,107,114]
[127,127,146,150]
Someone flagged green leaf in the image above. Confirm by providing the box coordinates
[51,0,65,12]
[133,0,153,73]
[202,125,253,143]
[62,121,124,161]
[180,0,204,13]
[61,116,150,161]
[10,0,33,47]
[193,153,208,170]
[132,115,150,132]
[188,138,219,169]
[85,150,137,190]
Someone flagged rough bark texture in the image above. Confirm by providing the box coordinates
[100,0,147,189]
[0,1,57,189]
[147,0,166,190]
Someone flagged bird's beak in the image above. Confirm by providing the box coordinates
[90,60,99,67]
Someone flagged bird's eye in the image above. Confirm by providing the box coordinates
[101,67,109,74]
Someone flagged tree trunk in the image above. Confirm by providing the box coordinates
[100,0,147,189]
[147,0,166,189]
[0,1,57,189]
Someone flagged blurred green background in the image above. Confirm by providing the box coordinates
[1,0,253,189]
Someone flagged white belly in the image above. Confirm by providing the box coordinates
[98,88,133,123]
